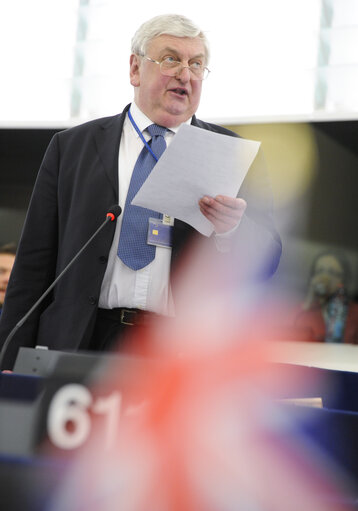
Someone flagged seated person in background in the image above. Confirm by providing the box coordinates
[0,243,16,316]
[295,251,358,343]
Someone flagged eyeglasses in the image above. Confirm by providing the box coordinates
[141,56,210,81]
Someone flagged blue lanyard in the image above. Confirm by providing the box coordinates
[128,108,159,162]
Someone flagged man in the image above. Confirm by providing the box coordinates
[0,14,281,369]
[0,244,16,316]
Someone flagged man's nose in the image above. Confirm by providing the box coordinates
[175,65,191,82]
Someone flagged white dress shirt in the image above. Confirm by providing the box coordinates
[99,102,189,315]
[99,102,238,314]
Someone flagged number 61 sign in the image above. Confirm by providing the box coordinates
[47,384,122,450]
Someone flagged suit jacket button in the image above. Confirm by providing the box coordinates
[99,256,107,264]
[89,296,97,305]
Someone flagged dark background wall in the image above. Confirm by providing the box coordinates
[0,128,60,244]
[0,120,357,297]
[307,122,358,251]
[229,120,358,299]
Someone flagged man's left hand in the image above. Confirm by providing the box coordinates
[198,195,247,234]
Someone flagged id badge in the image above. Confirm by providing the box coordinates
[147,217,173,248]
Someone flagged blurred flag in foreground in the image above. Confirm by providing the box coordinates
[47,217,354,510]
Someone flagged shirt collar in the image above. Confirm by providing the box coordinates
[130,101,192,136]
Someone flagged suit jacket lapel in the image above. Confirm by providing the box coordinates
[191,115,199,127]
[93,104,130,196]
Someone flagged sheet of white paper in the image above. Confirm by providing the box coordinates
[132,123,261,236]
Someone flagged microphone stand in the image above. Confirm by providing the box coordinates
[0,207,121,369]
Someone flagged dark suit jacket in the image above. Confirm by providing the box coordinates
[0,104,281,368]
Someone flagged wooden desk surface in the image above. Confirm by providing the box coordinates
[270,341,358,372]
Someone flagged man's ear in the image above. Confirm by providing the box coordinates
[130,54,141,87]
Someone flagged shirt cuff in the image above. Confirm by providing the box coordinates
[213,218,242,253]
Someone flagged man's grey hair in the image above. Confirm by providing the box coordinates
[131,14,210,64]
[0,242,17,256]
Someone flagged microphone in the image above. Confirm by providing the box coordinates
[0,205,122,369]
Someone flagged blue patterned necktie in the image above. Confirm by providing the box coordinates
[117,124,167,270]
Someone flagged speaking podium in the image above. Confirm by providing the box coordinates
[0,346,149,509]
[2,344,358,508]
[1,346,160,455]
[13,345,115,378]
[0,347,114,456]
